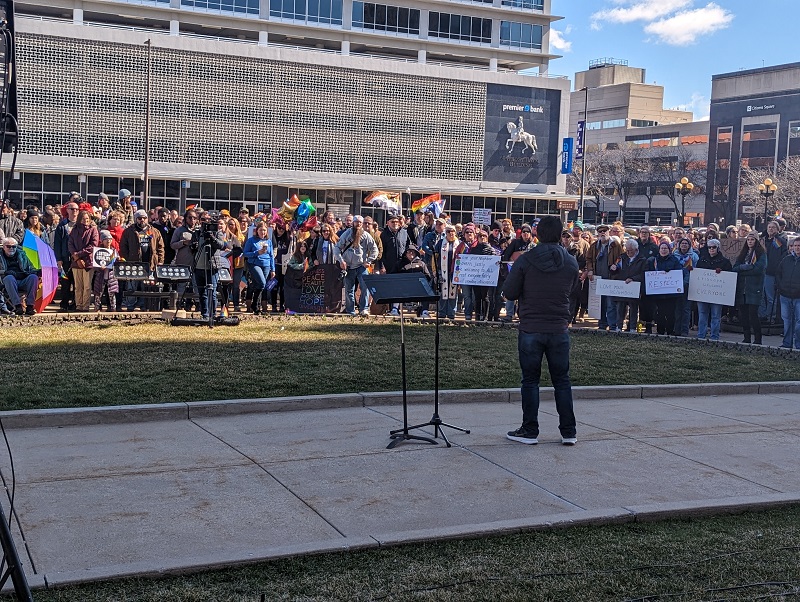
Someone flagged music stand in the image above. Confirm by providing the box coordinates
[362,273,470,449]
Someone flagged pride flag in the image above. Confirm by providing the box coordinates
[364,191,402,213]
[411,193,441,213]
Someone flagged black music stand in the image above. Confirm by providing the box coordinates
[363,273,470,449]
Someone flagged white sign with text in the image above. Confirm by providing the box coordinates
[453,254,500,286]
[595,278,641,299]
[472,208,492,226]
[588,276,601,319]
[645,270,684,295]
[688,268,738,306]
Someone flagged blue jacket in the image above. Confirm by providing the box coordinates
[243,235,275,272]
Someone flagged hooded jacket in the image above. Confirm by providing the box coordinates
[502,243,579,334]
[776,252,800,299]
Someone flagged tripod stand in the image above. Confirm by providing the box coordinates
[362,273,470,449]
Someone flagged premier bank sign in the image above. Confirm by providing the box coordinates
[502,104,544,114]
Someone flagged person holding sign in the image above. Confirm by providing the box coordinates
[646,241,682,336]
[694,239,732,341]
[585,225,623,331]
[733,232,767,345]
[502,216,579,446]
[612,238,647,332]
[776,237,800,350]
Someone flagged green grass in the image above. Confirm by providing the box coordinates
[15,505,800,601]
[0,319,796,411]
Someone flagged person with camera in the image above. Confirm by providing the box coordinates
[243,221,275,315]
[120,209,165,311]
[171,209,201,311]
[191,215,228,320]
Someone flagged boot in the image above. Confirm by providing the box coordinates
[251,290,262,315]
[742,329,751,344]
[754,336,763,345]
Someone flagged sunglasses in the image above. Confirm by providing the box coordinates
[3,244,17,249]
[561,234,571,238]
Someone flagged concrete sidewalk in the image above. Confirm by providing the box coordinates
[2,384,800,591]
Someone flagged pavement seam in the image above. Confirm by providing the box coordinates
[641,397,797,432]
[187,418,349,539]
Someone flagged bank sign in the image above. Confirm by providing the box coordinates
[483,84,561,185]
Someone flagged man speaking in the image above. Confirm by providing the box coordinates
[502,216,579,446]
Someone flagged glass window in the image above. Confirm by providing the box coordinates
[24,172,42,191]
[500,0,543,9]
[586,121,602,130]
[230,183,244,201]
[630,119,657,128]
[602,119,626,129]
[272,0,343,23]
[165,180,181,198]
[43,173,61,192]
[63,175,80,193]
[201,182,216,200]
[500,21,542,49]
[429,12,491,43]
[88,176,103,195]
[182,0,259,15]
[149,180,165,198]
[262,186,276,204]
[244,184,258,202]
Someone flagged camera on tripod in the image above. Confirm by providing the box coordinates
[200,210,222,241]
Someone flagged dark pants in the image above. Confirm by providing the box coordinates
[58,269,75,309]
[518,331,576,438]
[270,269,285,312]
[655,297,677,335]
[639,296,655,330]
[740,303,761,341]
[473,286,490,320]
[616,299,639,331]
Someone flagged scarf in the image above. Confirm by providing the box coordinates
[675,251,693,268]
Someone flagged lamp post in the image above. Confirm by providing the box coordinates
[142,39,152,211]
[674,177,693,226]
[758,177,777,230]
[578,86,590,223]
[618,199,624,225]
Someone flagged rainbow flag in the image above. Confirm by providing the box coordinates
[364,191,402,213]
[411,193,441,213]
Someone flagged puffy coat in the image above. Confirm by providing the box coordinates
[733,252,767,306]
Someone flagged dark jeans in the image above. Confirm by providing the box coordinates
[616,299,639,331]
[739,303,761,340]
[518,331,576,438]
[654,297,677,335]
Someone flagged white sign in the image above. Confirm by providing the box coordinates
[645,270,684,295]
[453,253,500,286]
[595,278,641,299]
[92,247,117,268]
[688,268,738,307]
[588,276,601,319]
[742,206,756,214]
[472,208,492,226]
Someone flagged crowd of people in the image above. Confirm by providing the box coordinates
[0,191,798,350]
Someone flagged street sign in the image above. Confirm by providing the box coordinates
[557,200,578,210]
[561,137,574,174]
[742,205,756,214]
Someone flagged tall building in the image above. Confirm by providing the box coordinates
[705,61,800,227]
[2,0,576,226]
[568,59,707,226]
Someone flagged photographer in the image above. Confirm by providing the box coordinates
[193,212,228,320]
[171,209,201,309]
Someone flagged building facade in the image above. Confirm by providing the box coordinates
[2,0,577,226]
[705,62,800,228]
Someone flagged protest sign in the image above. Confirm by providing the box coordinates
[720,238,744,263]
[283,264,344,313]
[595,278,641,299]
[688,268,737,306]
[588,277,601,319]
[472,208,492,226]
[92,247,116,268]
[645,270,684,295]
[453,254,500,286]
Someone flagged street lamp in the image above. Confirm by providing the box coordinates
[674,177,694,225]
[578,86,590,222]
[618,199,624,224]
[758,177,777,230]
[142,39,152,211]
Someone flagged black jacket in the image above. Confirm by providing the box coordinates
[612,253,647,294]
[0,215,24,244]
[765,234,789,276]
[776,253,800,299]
[502,243,579,334]
[696,252,733,273]
[378,227,409,273]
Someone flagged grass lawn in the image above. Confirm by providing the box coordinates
[12,505,800,601]
[0,319,796,411]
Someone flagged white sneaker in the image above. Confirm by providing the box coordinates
[389,308,400,316]
[421,310,430,318]
[360,310,370,317]
[561,437,577,446]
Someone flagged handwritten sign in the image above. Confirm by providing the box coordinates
[453,254,500,286]
[472,208,492,226]
[688,268,738,306]
[588,277,601,319]
[595,278,641,299]
[720,238,744,263]
[645,270,684,295]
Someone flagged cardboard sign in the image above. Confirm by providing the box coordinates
[645,270,684,295]
[588,276,601,319]
[595,278,641,299]
[720,238,744,263]
[453,254,500,286]
[688,268,738,307]
[472,208,492,226]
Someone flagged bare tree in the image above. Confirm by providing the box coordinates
[655,144,707,224]
[740,156,800,228]
[566,149,613,220]
[602,145,647,222]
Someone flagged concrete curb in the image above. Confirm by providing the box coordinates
[2,381,799,429]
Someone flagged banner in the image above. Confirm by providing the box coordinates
[645,270,684,295]
[283,264,344,314]
[575,120,585,160]
[595,278,641,299]
[561,137,573,174]
[453,254,500,286]
[588,276,601,319]
[688,268,738,306]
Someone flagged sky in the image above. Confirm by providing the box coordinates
[549,0,797,120]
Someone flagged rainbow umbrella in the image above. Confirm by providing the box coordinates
[22,230,59,313]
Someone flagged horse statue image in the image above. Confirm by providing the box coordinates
[505,117,537,155]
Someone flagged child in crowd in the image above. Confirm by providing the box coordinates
[92,230,119,312]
